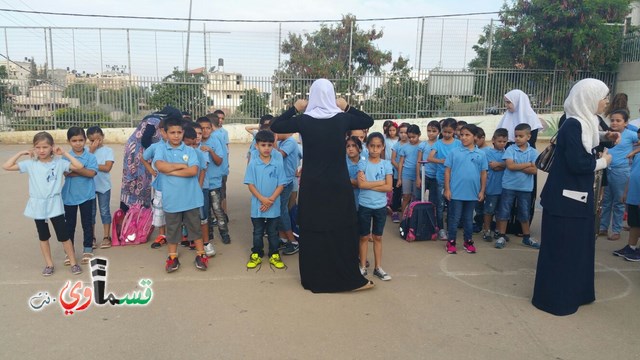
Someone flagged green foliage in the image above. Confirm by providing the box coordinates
[63,83,97,105]
[236,89,271,119]
[469,0,632,72]
[148,68,208,115]
[0,65,13,117]
[101,86,150,114]
[53,107,112,128]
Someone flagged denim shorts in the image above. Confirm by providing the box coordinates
[358,205,387,236]
[496,189,531,222]
[483,194,500,215]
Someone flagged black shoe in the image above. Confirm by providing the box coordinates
[221,232,231,244]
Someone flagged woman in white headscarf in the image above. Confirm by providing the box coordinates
[271,79,374,293]
[532,79,615,316]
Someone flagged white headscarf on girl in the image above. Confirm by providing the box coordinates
[563,78,609,153]
[304,79,343,119]
[497,89,543,142]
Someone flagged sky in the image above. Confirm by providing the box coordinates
[0,0,507,78]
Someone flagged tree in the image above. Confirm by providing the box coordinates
[274,14,392,101]
[236,89,271,119]
[101,86,151,114]
[63,83,97,105]
[148,68,208,115]
[0,65,12,116]
[469,0,632,72]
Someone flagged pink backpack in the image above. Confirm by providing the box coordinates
[111,209,125,246]
[112,204,153,246]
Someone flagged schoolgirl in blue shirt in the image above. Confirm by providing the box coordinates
[3,132,84,276]
[357,132,393,281]
[346,136,363,210]
[443,124,488,254]
[87,126,115,250]
[62,127,98,265]
[397,124,422,214]
[390,123,410,222]
[416,120,441,224]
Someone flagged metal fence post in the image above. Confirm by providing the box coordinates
[49,27,57,129]
[415,17,425,118]
[482,19,494,115]
[127,29,133,126]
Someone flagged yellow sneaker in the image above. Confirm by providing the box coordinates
[269,253,286,269]
[247,253,262,269]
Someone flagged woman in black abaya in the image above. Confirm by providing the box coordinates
[271,79,374,293]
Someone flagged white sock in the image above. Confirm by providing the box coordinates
[280,238,288,243]
[291,240,299,245]
[630,245,637,250]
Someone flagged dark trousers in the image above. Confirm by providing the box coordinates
[251,217,279,257]
[65,199,94,250]
[391,178,402,212]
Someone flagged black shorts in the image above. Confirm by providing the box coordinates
[35,215,69,242]
[628,204,640,228]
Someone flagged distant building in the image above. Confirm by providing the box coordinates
[66,70,135,90]
[629,1,639,26]
[190,68,269,115]
[11,83,79,119]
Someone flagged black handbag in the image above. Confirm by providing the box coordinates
[535,134,556,172]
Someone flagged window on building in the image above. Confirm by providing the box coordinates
[226,94,232,99]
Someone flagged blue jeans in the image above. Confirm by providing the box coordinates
[251,217,279,257]
[497,189,531,223]
[447,200,475,242]
[277,182,294,232]
[600,167,630,234]
[92,190,112,225]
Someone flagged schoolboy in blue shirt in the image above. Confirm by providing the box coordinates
[244,130,288,270]
[209,113,231,216]
[481,128,508,241]
[613,140,640,261]
[273,132,300,255]
[494,123,540,249]
[443,124,488,254]
[153,118,206,272]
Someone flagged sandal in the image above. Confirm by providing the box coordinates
[81,252,93,264]
[92,237,97,249]
[64,255,71,266]
[100,236,112,249]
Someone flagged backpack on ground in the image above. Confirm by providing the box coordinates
[399,201,438,241]
[113,204,153,246]
[111,208,125,246]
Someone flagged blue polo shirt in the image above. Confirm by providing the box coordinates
[358,159,393,209]
[418,141,437,178]
[153,142,203,213]
[219,127,229,145]
[346,156,361,208]
[244,153,287,218]
[279,136,300,185]
[91,146,114,194]
[204,135,226,190]
[483,147,506,196]
[399,143,420,181]
[19,158,70,219]
[212,129,229,176]
[502,143,538,192]
[626,153,640,206]
[432,139,462,185]
[62,149,98,206]
[445,146,488,201]
[609,129,638,169]
[143,139,165,191]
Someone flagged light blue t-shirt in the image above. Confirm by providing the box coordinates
[483,147,506,196]
[627,124,639,132]
[219,127,229,145]
[626,153,640,205]
[91,146,114,194]
[399,143,420,181]
[279,136,300,185]
[445,146,488,201]
[212,130,229,176]
[432,139,462,185]
[609,129,638,169]
[143,139,165,192]
[19,158,70,219]
[204,135,226,190]
[346,156,361,209]
[62,149,98,206]
[501,143,538,192]
[358,159,393,209]
[244,153,287,218]
[153,142,204,213]
[391,141,408,179]
[418,141,437,178]
[384,137,398,160]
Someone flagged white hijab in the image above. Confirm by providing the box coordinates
[497,89,543,142]
[564,78,609,153]
[304,79,343,119]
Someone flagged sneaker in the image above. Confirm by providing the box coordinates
[391,212,400,223]
[71,264,82,275]
[150,235,166,249]
[613,245,636,257]
[463,240,477,254]
[221,232,231,244]
[373,267,391,281]
[194,255,209,270]
[204,242,216,257]
[42,266,54,276]
[211,218,218,227]
[100,237,112,249]
[623,249,640,262]
[278,240,288,250]
[64,255,71,266]
[165,257,180,273]
[359,265,367,276]
[482,230,493,242]
[269,254,286,269]
[282,241,299,255]
[445,241,457,254]
[247,253,262,269]
[438,229,448,241]
[180,240,190,247]
[495,237,506,249]
[189,241,196,250]
[522,237,541,249]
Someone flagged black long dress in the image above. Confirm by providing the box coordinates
[533,118,598,315]
[271,106,373,293]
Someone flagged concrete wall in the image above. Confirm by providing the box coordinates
[0,113,563,145]
[616,62,640,120]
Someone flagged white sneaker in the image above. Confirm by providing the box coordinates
[373,267,391,281]
[438,229,448,241]
[359,265,367,276]
[204,242,216,257]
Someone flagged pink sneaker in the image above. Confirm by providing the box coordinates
[445,241,457,254]
[463,240,477,254]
